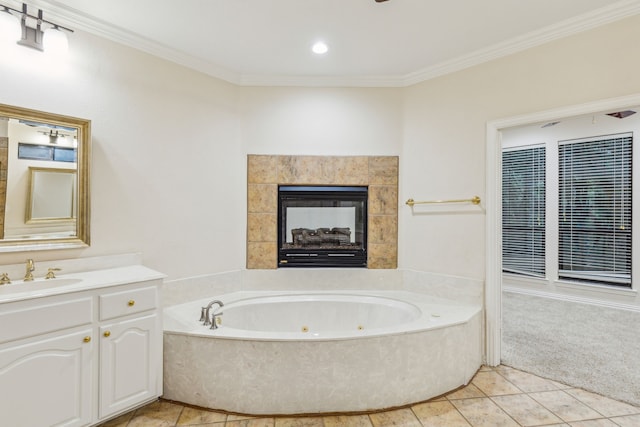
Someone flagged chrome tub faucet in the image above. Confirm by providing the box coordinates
[200,300,224,329]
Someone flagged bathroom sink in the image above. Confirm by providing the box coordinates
[0,278,83,292]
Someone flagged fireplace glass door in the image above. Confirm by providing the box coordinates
[278,186,367,267]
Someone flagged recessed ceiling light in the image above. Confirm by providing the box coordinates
[312,41,328,55]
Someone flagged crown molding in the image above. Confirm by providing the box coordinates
[27,0,242,84]
[402,0,640,86]
[30,0,640,88]
[239,74,406,88]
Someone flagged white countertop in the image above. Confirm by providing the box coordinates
[0,265,166,304]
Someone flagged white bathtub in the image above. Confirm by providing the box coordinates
[221,294,421,336]
[163,290,482,415]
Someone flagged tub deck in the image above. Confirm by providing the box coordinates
[163,290,482,415]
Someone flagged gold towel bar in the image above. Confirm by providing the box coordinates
[405,196,481,207]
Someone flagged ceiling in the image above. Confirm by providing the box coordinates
[22,0,640,86]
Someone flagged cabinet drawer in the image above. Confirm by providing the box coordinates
[0,298,93,344]
[100,286,158,320]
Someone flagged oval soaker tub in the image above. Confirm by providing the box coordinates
[163,291,482,415]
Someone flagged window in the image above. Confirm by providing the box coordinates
[558,134,632,286]
[502,146,546,277]
[502,132,633,288]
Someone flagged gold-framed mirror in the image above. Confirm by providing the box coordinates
[0,103,90,252]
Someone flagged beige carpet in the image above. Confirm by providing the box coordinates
[501,291,640,406]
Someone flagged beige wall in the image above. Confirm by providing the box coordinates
[0,32,243,279]
[0,15,639,283]
[240,86,403,157]
[400,14,640,279]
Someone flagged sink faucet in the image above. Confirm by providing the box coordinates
[0,273,10,285]
[45,268,61,279]
[201,300,224,329]
[24,259,35,281]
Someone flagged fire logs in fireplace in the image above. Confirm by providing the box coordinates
[291,227,352,247]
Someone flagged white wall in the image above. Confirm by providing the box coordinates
[240,86,402,156]
[401,14,640,280]
[0,31,243,279]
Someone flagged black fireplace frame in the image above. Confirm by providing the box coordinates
[278,185,368,268]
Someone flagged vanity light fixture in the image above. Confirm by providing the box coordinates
[0,2,72,53]
[48,129,60,144]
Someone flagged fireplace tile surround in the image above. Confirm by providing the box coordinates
[247,155,398,269]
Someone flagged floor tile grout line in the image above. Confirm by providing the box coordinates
[562,388,611,420]
[526,389,574,425]
[448,402,480,427]
[487,393,559,427]
[565,387,640,418]
[494,366,527,395]
[525,388,610,425]
[175,405,185,427]
[442,387,486,426]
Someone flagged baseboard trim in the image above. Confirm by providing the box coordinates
[503,286,640,313]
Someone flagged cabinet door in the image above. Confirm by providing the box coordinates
[99,313,160,419]
[0,329,93,427]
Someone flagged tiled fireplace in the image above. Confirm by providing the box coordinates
[247,155,398,269]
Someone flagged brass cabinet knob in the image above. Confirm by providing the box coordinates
[83,336,91,343]
[128,300,135,306]
[103,331,111,338]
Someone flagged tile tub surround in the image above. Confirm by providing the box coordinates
[247,155,398,269]
[163,304,482,415]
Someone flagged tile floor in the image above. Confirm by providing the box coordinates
[99,365,640,427]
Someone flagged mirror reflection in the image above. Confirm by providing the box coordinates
[26,167,77,224]
[0,103,90,251]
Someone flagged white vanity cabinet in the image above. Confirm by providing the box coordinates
[0,267,163,427]
[98,286,161,419]
[0,326,94,427]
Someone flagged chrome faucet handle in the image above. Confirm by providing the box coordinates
[203,309,212,326]
[0,273,10,285]
[210,313,223,330]
[45,268,61,279]
[199,307,207,322]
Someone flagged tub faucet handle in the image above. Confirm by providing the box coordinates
[200,307,209,322]
[203,312,212,326]
[210,312,223,330]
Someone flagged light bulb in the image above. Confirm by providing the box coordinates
[312,41,328,55]
[0,8,20,43]
[43,26,69,55]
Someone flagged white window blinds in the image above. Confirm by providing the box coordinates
[502,146,546,277]
[558,133,632,286]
